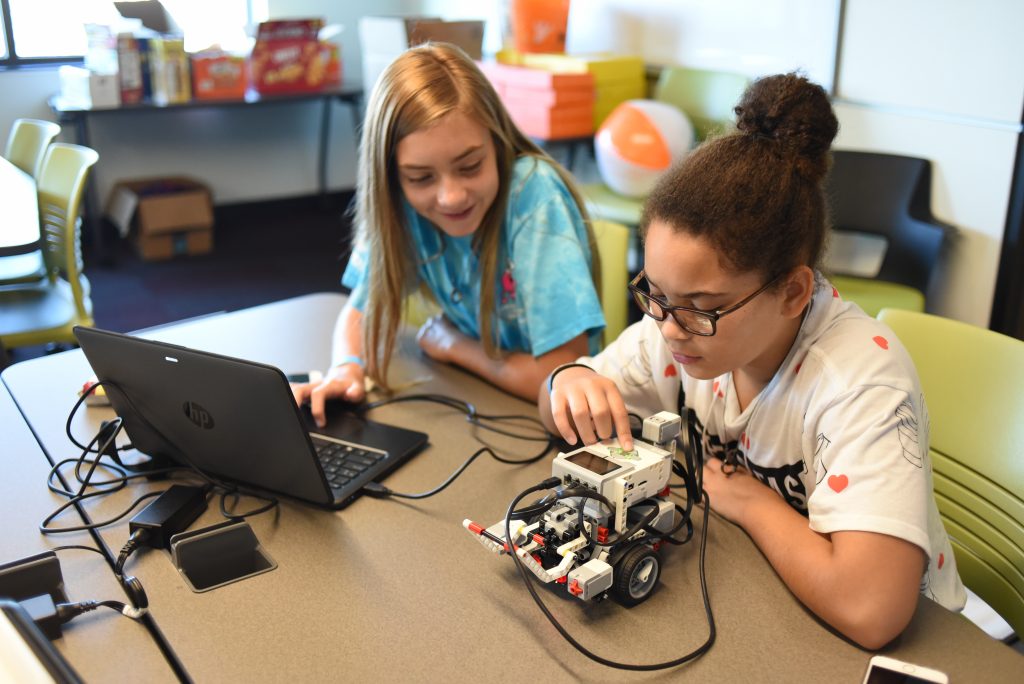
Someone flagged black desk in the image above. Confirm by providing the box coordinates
[49,84,364,261]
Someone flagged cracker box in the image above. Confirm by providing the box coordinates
[192,51,248,100]
[250,19,339,94]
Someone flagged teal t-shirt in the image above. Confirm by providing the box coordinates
[343,155,604,356]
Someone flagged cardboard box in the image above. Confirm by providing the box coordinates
[504,102,593,139]
[516,53,645,128]
[192,51,248,100]
[58,65,121,109]
[149,37,191,104]
[359,16,484,91]
[250,19,340,94]
[105,177,214,261]
[116,33,145,104]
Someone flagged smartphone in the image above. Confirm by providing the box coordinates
[862,655,948,684]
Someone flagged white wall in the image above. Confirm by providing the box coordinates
[833,0,1024,327]
[565,0,840,92]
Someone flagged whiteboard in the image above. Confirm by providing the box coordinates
[565,0,841,92]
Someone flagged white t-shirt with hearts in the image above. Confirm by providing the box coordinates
[581,276,966,611]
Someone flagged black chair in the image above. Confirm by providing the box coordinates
[824,150,956,316]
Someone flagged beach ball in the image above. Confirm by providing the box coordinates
[595,100,694,198]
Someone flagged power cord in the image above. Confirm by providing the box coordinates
[56,380,280,524]
[19,593,146,640]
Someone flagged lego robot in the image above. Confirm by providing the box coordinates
[464,411,683,607]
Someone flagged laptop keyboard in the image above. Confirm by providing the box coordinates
[313,438,387,494]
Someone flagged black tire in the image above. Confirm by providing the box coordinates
[611,545,660,607]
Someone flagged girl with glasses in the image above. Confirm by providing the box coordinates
[293,43,604,426]
[540,73,964,649]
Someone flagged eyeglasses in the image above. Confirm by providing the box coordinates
[628,270,783,336]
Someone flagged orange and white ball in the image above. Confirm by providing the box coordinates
[595,100,694,198]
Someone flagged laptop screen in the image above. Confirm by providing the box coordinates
[73,326,427,508]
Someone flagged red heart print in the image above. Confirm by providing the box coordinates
[664,363,677,377]
[832,287,839,298]
[938,553,945,569]
[873,336,889,350]
[713,381,720,394]
[794,362,802,375]
[827,474,849,493]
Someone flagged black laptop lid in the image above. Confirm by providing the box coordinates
[75,326,336,505]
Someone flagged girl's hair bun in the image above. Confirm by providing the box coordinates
[734,72,838,180]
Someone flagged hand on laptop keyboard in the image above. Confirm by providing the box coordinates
[291,364,366,428]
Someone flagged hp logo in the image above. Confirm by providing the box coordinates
[183,401,215,429]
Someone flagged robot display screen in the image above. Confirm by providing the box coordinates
[566,451,622,476]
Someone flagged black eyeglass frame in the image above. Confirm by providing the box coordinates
[628,270,785,336]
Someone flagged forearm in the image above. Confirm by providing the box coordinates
[330,303,364,368]
[451,335,587,402]
[737,492,923,649]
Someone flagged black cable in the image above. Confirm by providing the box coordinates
[51,544,107,557]
[55,599,143,623]
[358,393,557,500]
[44,381,276,535]
[363,393,554,445]
[494,408,715,670]
[503,480,716,671]
[116,528,149,575]
[41,490,165,534]
[71,379,280,521]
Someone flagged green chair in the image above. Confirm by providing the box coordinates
[878,308,1024,640]
[582,66,749,227]
[4,117,61,178]
[592,219,630,345]
[827,151,955,317]
[402,287,442,329]
[0,143,99,353]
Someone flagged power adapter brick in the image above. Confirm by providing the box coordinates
[129,484,208,549]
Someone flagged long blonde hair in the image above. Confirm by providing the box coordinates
[353,42,599,389]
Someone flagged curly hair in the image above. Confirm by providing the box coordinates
[640,72,839,281]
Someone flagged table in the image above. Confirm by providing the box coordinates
[0,367,179,682]
[0,156,41,257]
[48,85,364,261]
[3,293,1022,682]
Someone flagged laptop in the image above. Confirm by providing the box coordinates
[73,326,429,509]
